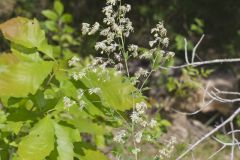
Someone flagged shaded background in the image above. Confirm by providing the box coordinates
[1,0,240,58]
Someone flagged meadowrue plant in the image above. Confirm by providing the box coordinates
[81,0,176,159]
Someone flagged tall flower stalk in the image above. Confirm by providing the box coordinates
[81,0,176,159]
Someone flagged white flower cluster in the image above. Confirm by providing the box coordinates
[113,129,127,143]
[72,71,86,80]
[131,147,141,155]
[106,0,117,5]
[88,87,101,95]
[135,131,143,143]
[81,22,100,35]
[128,44,139,57]
[129,102,158,144]
[157,136,177,159]
[130,102,158,128]
[76,89,86,110]
[68,56,80,67]
[78,100,86,110]
[135,67,149,78]
[63,96,76,110]
[130,102,147,125]
[149,21,169,48]
[94,0,133,55]
[138,21,175,66]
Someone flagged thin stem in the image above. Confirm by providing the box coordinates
[139,52,160,91]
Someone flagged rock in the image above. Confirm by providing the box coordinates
[0,0,16,19]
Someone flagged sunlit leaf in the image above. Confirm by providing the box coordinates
[0,17,44,49]
[17,117,55,160]
[0,17,53,58]
[0,54,54,97]
[54,1,64,15]
[42,10,58,21]
[54,123,80,160]
[80,149,108,160]
[81,69,144,111]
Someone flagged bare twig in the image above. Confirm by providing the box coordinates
[176,107,240,160]
[230,121,235,160]
[160,58,240,70]
[184,38,190,64]
[208,145,226,159]
[192,35,205,63]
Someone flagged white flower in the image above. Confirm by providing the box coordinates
[158,136,177,159]
[162,37,169,47]
[63,96,76,110]
[140,120,148,127]
[95,41,107,51]
[100,27,111,36]
[167,51,175,58]
[135,131,143,143]
[79,100,86,110]
[167,136,177,147]
[103,16,115,25]
[149,119,157,128]
[130,111,142,123]
[72,72,79,80]
[160,28,167,37]
[106,0,117,5]
[128,44,138,57]
[72,71,86,80]
[119,5,131,14]
[136,102,147,114]
[114,53,122,61]
[149,40,157,47]
[82,23,90,35]
[132,148,141,155]
[92,67,97,73]
[102,5,113,16]
[140,51,153,59]
[113,130,126,143]
[125,4,131,12]
[78,71,86,79]
[135,68,148,78]
[107,43,118,52]
[88,22,100,35]
[68,56,80,67]
[88,87,101,95]
[77,89,84,100]
[156,22,164,30]
[115,63,124,70]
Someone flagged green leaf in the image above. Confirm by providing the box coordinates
[44,20,58,32]
[61,13,73,23]
[17,117,55,160]
[81,68,144,111]
[0,17,44,49]
[0,17,53,58]
[54,1,64,15]
[58,80,105,117]
[0,54,54,97]
[54,123,80,160]
[38,40,54,58]
[80,149,108,160]
[68,116,106,135]
[42,10,58,21]
[12,49,42,62]
[4,121,23,134]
